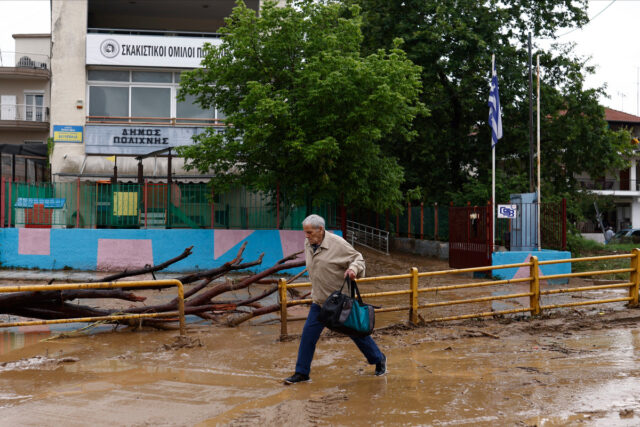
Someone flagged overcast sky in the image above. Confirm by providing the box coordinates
[0,0,638,115]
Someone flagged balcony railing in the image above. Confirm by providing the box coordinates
[577,178,640,192]
[0,104,49,122]
[86,116,225,127]
[0,51,49,69]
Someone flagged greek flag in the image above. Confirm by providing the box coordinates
[488,60,503,148]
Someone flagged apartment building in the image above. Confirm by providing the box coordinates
[0,34,50,181]
[50,0,261,183]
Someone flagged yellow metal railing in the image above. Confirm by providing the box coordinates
[0,280,186,336]
[277,250,640,337]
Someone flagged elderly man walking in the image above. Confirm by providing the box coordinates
[284,214,386,385]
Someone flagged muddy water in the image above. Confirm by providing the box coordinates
[2,249,640,425]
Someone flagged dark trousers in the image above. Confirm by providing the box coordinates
[295,303,384,376]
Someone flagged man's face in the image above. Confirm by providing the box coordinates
[303,224,324,245]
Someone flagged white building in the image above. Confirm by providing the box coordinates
[578,108,640,240]
[0,34,50,181]
[50,0,262,183]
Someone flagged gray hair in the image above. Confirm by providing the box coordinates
[302,214,325,229]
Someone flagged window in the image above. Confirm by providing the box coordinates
[88,70,129,82]
[89,86,129,118]
[87,69,223,125]
[24,93,44,121]
[177,93,213,120]
[132,71,172,83]
[131,87,171,120]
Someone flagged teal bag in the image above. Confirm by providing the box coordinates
[319,278,375,337]
[343,298,372,333]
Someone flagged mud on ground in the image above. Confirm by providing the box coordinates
[1,247,640,426]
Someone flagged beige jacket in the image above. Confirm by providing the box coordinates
[305,231,366,305]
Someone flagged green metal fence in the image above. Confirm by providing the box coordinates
[348,204,449,241]
[1,180,338,230]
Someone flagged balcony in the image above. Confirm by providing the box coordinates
[0,104,49,130]
[577,178,640,195]
[0,52,50,79]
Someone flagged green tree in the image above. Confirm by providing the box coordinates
[352,0,633,205]
[178,0,425,214]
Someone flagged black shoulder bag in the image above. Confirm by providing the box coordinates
[318,278,375,337]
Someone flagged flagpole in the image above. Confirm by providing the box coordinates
[536,55,541,251]
[492,54,496,251]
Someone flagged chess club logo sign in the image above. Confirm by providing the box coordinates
[100,39,120,58]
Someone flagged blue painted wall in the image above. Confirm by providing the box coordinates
[0,228,336,273]
[492,250,572,284]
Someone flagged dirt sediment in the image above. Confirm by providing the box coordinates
[1,248,640,425]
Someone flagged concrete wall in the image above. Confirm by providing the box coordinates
[0,228,330,273]
[50,0,88,179]
[13,35,51,66]
[492,250,572,284]
[391,237,449,260]
[0,78,49,105]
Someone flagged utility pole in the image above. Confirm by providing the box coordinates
[528,33,534,193]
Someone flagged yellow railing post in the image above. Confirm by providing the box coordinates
[177,281,186,336]
[409,267,419,324]
[629,248,640,307]
[279,278,288,338]
[530,256,541,316]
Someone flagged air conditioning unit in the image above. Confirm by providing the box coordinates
[17,56,35,68]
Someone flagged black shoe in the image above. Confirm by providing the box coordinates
[284,372,310,385]
[375,355,387,376]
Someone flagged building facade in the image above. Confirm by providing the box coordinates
[0,34,50,182]
[50,0,261,183]
[578,108,640,238]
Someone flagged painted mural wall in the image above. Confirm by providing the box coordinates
[0,228,335,273]
[492,250,572,284]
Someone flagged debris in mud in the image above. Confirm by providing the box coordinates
[463,329,500,339]
[516,366,549,375]
[0,355,79,371]
[57,357,80,363]
[162,335,204,350]
[619,408,634,418]
[2,242,306,332]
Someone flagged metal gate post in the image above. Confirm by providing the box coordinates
[530,256,541,315]
[629,248,640,307]
[420,202,424,239]
[408,202,412,238]
[409,267,419,324]
[279,278,288,338]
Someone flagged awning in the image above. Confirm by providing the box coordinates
[52,153,214,183]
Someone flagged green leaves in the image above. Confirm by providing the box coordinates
[178,0,424,212]
[353,0,626,205]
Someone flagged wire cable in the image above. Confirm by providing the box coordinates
[554,0,617,38]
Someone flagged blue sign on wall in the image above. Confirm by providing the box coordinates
[53,125,83,143]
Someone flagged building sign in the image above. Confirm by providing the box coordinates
[497,204,518,219]
[86,34,222,68]
[85,125,208,155]
[53,125,83,143]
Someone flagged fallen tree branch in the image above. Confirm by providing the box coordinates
[187,256,305,307]
[94,246,194,283]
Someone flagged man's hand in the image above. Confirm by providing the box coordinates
[344,269,356,280]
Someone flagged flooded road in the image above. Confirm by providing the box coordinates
[1,249,640,426]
